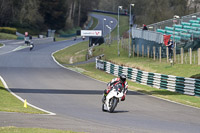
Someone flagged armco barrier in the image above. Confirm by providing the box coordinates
[96,58,200,97]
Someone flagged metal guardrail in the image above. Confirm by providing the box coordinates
[96,59,200,97]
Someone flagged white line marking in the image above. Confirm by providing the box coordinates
[0,40,13,43]
[12,45,29,52]
[10,41,24,45]
[0,76,56,115]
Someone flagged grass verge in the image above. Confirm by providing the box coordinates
[55,37,74,42]
[0,79,45,114]
[53,41,88,64]
[0,127,79,133]
[0,43,3,47]
[92,41,200,78]
[89,17,98,30]
[0,32,17,40]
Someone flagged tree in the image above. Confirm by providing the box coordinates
[39,0,67,30]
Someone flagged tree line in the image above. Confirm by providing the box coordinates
[1,0,200,33]
[98,0,200,25]
[0,0,99,32]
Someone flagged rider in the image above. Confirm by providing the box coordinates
[103,74,128,102]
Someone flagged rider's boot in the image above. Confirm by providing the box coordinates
[102,93,107,103]
[102,89,108,103]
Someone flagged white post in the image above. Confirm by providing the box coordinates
[118,6,122,56]
[129,4,134,58]
[103,18,106,37]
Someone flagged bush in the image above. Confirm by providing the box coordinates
[0,27,17,34]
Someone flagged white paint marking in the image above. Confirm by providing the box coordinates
[0,76,56,115]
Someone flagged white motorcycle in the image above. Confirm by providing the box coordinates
[102,84,124,113]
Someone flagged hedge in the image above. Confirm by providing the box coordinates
[0,27,17,34]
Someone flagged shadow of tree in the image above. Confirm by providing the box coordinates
[190,74,200,79]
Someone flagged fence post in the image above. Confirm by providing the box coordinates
[190,48,192,65]
[121,37,124,48]
[133,44,135,58]
[181,48,183,64]
[137,44,139,57]
[153,46,156,60]
[159,47,161,62]
[147,46,149,58]
[166,47,169,62]
[173,47,176,63]
[142,45,144,57]
[198,48,200,65]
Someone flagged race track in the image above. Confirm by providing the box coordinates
[0,14,200,133]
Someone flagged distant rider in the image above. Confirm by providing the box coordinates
[102,74,128,102]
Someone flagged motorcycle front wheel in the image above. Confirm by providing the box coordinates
[102,104,106,112]
[109,98,118,113]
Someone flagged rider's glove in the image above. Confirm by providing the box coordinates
[121,95,125,101]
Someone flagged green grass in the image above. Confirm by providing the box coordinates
[0,43,3,47]
[0,127,79,133]
[0,32,17,39]
[89,17,98,30]
[53,41,88,64]
[55,37,74,42]
[91,40,200,78]
[0,80,45,114]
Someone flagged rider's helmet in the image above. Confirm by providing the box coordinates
[120,74,126,83]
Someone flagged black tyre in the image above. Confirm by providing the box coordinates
[109,98,118,113]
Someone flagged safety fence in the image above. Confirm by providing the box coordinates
[96,58,200,97]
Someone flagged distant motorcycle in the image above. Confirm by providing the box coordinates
[30,42,34,51]
[102,84,124,113]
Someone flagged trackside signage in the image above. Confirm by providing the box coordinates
[81,30,102,37]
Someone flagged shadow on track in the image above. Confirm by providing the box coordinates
[10,88,143,95]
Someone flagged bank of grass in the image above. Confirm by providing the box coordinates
[92,41,200,78]
[53,41,88,64]
[0,32,17,40]
[0,127,79,133]
[0,80,45,114]
[89,17,98,30]
[55,37,74,42]
[0,43,3,47]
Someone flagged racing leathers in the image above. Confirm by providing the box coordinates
[104,77,128,101]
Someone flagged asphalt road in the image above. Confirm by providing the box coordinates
[0,14,200,133]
